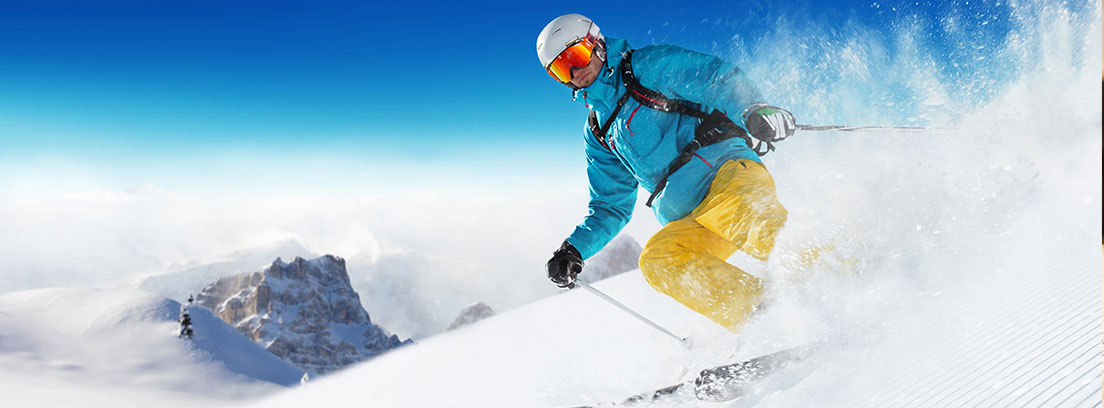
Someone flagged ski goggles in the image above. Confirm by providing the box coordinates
[545,36,596,84]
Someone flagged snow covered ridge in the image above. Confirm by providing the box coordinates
[0,287,303,408]
[195,255,411,376]
[582,234,642,282]
[447,301,496,330]
[137,237,317,302]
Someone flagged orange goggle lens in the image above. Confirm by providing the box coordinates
[546,39,595,84]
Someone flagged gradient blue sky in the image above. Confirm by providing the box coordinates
[0,0,1026,192]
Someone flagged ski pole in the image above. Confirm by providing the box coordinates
[574,280,692,348]
[796,124,950,132]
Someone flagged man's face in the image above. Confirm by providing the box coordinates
[568,51,603,89]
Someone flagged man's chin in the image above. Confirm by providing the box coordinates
[574,79,596,89]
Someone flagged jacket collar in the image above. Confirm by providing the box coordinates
[576,37,631,114]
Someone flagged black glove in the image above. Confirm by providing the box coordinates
[743,104,796,143]
[546,241,583,289]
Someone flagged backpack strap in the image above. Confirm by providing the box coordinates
[587,111,600,142]
[619,50,709,120]
[643,109,754,208]
[619,50,770,157]
[588,49,703,149]
[588,90,632,149]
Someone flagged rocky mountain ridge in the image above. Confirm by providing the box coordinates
[196,255,409,376]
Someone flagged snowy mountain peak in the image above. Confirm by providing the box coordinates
[195,255,410,376]
[447,302,496,330]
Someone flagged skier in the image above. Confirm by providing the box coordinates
[539,14,796,332]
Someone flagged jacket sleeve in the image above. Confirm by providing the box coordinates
[565,123,639,260]
[635,44,763,129]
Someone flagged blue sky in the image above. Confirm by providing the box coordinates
[0,0,1028,192]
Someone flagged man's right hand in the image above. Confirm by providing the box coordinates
[547,241,583,288]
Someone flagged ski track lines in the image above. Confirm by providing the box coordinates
[862,237,1101,408]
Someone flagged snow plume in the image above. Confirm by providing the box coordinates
[705,0,1102,400]
[708,0,1100,130]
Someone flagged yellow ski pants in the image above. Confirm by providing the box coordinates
[639,159,787,331]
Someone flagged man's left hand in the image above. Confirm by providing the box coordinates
[744,104,796,143]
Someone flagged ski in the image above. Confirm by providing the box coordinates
[566,345,814,407]
[692,345,811,402]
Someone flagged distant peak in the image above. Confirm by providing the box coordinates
[264,255,351,285]
[447,302,496,331]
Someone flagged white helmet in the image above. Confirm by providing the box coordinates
[536,13,603,69]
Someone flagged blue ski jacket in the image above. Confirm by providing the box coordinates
[565,37,766,260]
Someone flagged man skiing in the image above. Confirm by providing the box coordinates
[539,14,796,332]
